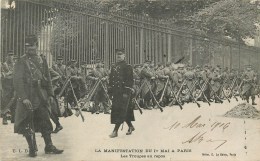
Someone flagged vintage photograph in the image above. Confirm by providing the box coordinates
[1,0,260,161]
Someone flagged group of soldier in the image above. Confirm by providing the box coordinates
[1,34,259,157]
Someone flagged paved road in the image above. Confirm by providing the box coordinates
[1,98,260,161]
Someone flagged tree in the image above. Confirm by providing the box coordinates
[190,0,259,43]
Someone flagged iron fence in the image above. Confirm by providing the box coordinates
[1,0,259,70]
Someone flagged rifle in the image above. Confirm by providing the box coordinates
[204,78,223,103]
[159,77,169,103]
[29,109,37,153]
[144,80,163,112]
[69,80,85,122]
[132,98,143,114]
[92,71,112,106]
[168,82,183,110]
[169,80,186,106]
[195,80,210,106]
[183,79,201,108]
[229,77,239,101]
[81,79,101,109]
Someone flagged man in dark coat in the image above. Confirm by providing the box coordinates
[108,48,135,138]
[13,35,63,157]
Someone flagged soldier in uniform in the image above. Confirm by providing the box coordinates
[48,67,63,133]
[52,55,66,79]
[13,35,63,157]
[155,63,169,106]
[200,64,212,102]
[241,66,257,105]
[86,59,110,114]
[1,51,15,125]
[183,64,196,102]
[66,59,87,105]
[108,48,135,138]
[140,60,155,110]
[209,67,223,103]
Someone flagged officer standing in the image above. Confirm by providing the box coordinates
[108,48,135,138]
[13,35,63,157]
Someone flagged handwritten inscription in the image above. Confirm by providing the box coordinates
[164,115,231,150]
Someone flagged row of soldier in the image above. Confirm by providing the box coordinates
[1,51,259,128]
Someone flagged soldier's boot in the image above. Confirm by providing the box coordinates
[43,134,64,154]
[252,96,257,105]
[246,96,250,103]
[2,115,8,125]
[25,135,38,157]
[53,124,63,134]
[109,124,120,138]
[126,121,135,135]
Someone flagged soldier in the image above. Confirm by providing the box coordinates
[66,59,87,105]
[155,63,169,106]
[200,64,212,102]
[140,60,154,110]
[86,59,110,114]
[241,66,257,105]
[183,64,196,102]
[108,48,135,138]
[13,35,63,157]
[209,67,223,103]
[48,67,63,133]
[161,62,172,106]
[1,51,15,125]
[52,55,66,79]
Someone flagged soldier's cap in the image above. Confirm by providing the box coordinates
[144,59,151,64]
[195,65,200,69]
[245,65,252,68]
[57,55,63,60]
[157,62,164,66]
[13,55,18,59]
[204,64,208,68]
[178,64,185,68]
[25,35,38,46]
[115,48,125,54]
[166,62,171,66]
[7,50,14,55]
[96,58,104,63]
[70,59,77,62]
[214,67,220,71]
[134,64,142,68]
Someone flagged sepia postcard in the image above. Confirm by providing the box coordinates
[1,0,260,161]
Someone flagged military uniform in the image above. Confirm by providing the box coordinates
[66,60,87,105]
[86,62,110,114]
[183,66,195,102]
[209,68,222,103]
[241,66,257,105]
[155,64,168,106]
[1,51,16,125]
[13,35,63,157]
[108,49,135,138]
[140,61,155,109]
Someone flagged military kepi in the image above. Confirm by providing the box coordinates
[25,35,38,46]
[115,48,125,54]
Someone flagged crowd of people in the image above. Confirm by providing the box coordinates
[1,34,260,157]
